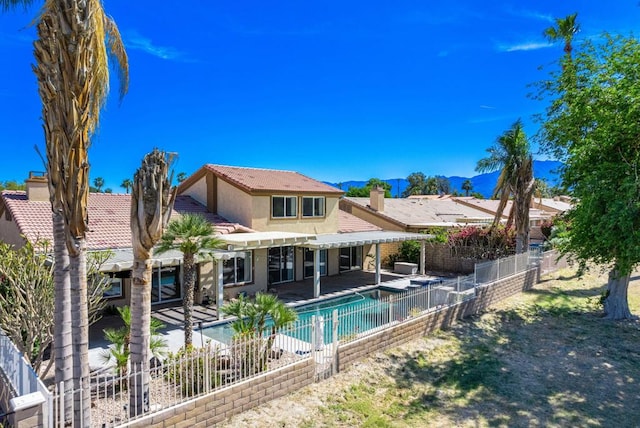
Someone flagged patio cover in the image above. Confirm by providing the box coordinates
[98,247,247,272]
[304,230,433,249]
[220,231,315,251]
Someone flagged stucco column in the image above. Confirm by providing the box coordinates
[216,260,224,320]
[375,243,381,284]
[314,249,321,298]
[420,241,426,275]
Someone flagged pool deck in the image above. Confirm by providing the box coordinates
[87,269,447,371]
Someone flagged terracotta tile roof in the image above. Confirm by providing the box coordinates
[1,191,252,250]
[338,210,381,233]
[204,164,343,194]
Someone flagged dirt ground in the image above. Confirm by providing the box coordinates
[219,268,640,428]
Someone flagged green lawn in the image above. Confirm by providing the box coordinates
[296,268,640,428]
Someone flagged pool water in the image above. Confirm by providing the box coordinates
[201,288,399,345]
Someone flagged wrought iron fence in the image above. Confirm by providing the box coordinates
[474,251,534,284]
[47,249,570,427]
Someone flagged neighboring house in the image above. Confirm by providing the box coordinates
[452,196,566,244]
[340,188,496,263]
[178,165,431,300]
[531,196,573,215]
[0,172,252,309]
[340,188,496,232]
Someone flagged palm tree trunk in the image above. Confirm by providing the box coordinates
[70,238,91,428]
[129,248,153,416]
[183,254,196,348]
[52,210,73,424]
[514,173,535,254]
[604,266,634,320]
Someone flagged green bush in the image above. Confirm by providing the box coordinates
[398,240,421,263]
[164,345,226,397]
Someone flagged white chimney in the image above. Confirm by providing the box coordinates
[25,172,49,202]
[370,185,385,212]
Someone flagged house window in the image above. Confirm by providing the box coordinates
[339,246,363,272]
[223,252,252,285]
[272,196,297,218]
[103,276,123,299]
[302,197,325,217]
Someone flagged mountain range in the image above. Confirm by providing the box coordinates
[328,160,563,199]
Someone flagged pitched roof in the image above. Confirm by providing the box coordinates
[338,210,382,233]
[202,164,344,195]
[342,197,495,227]
[1,191,252,250]
[453,197,550,220]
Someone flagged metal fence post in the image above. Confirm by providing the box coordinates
[332,310,339,374]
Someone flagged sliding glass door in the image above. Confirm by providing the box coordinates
[151,265,182,304]
[268,246,295,284]
[304,248,327,278]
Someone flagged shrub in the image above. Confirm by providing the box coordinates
[164,345,225,397]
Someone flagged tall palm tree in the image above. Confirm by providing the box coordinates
[476,119,535,254]
[121,178,133,194]
[462,179,473,197]
[157,213,224,347]
[130,149,176,416]
[4,1,129,425]
[93,176,105,192]
[543,13,580,56]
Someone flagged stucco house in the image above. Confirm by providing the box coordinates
[177,165,432,301]
[0,168,430,316]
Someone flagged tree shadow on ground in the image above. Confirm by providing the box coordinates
[384,297,640,427]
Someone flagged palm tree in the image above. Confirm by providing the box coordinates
[222,293,297,374]
[462,179,473,197]
[93,177,105,192]
[157,213,224,347]
[176,172,188,183]
[543,13,580,56]
[130,149,176,416]
[101,306,168,377]
[476,119,535,254]
[1,1,129,425]
[121,178,133,194]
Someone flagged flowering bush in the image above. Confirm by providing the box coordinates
[447,225,515,259]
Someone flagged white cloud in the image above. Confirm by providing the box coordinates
[123,30,186,61]
[497,41,552,52]
[508,8,554,23]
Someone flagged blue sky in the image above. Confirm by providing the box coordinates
[1,1,639,191]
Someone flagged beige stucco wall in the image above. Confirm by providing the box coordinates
[249,195,340,234]
[0,215,27,247]
[327,248,340,276]
[344,204,405,232]
[216,180,254,227]
[182,175,209,207]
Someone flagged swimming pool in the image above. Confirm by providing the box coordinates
[201,288,400,345]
